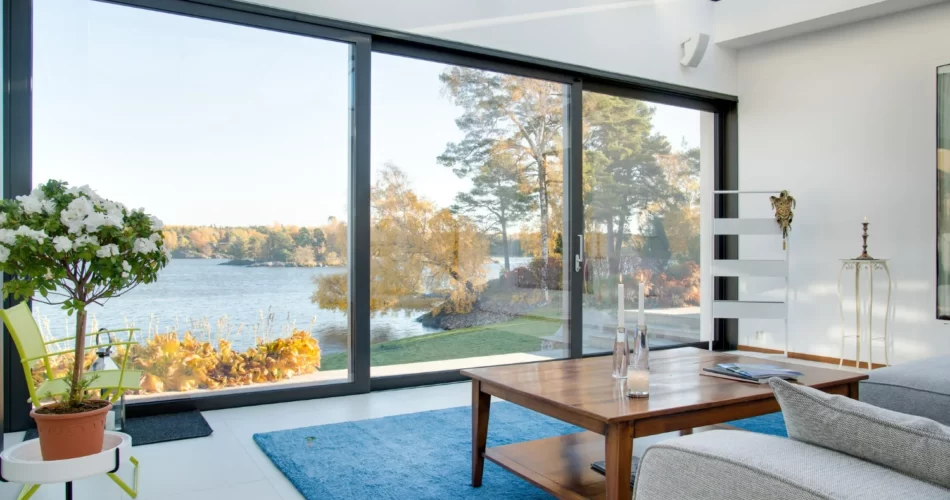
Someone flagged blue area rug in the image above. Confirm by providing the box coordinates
[254,403,788,500]
[727,411,788,437]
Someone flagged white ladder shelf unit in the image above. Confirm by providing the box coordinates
[712,190,790,355]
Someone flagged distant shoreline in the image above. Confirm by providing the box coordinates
[219,259,338,268]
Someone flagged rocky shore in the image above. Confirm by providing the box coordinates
[417,298,543,330]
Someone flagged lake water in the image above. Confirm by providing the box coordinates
[33,257,531,354]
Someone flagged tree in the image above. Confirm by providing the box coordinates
[439,68,564,288]
[264,231,294,262]
[452,154,532,272]
[188,228,215,256]
[290,246,316,267]
[227,236,248,260]
[294,227,312,247]
[313,164,489,315]
[321,217,347,267]
[247,232,265,261]
[310,228,327,252]
[162,230,179,251]
[583,93,679,274]
[293,227,326,250]
[658,147,701,262]
[641,214,671,270]
[0,181,168,407]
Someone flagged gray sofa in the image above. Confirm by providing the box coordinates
[634,430,950,499]
[860,354,950,426]
[633,357,950,500]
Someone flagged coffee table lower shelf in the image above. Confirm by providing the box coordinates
[483,431,612,500]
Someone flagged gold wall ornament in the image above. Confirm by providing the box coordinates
[769,190,796,250]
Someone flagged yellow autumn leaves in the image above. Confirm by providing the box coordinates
[130,330,321,393]
[34,330,322,395]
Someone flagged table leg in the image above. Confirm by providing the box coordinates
[472,380,491,487]
[65,482,72,500]
[605,422,634,500]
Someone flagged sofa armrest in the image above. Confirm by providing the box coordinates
[634,430,950,500]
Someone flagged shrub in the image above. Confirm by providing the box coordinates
[512,257,564,290]
[115,330,322,394]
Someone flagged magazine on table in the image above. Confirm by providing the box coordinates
[701,363,803,383]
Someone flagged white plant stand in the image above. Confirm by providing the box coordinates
[837,259,891,369]
[0,432,139,500]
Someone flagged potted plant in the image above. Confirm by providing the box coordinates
[0,180,168,459]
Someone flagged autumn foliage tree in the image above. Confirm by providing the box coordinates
[656,148,701,263]
[312,165,490,315]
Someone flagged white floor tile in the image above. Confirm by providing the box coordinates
[139,479,282,500]
[267,474,307,500]
[128,418,263,497]
[0,475,124,500]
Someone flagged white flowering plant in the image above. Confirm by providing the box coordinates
[0,180,169,407]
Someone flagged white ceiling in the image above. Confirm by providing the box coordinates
[243,0,666,33]
[246,0,949,49]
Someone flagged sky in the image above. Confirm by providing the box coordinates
[33,0,701,227]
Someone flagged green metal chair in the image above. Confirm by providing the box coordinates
[0,302,142,407]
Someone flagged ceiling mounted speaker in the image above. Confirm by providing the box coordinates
[680,33,710,68]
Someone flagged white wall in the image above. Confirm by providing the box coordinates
[240,0,738,95]
[714,0,947,48]
[736,2,950,364]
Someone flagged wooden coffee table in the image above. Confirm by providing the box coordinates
[462,347,868,500]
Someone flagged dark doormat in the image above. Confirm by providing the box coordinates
[24,410,213,446]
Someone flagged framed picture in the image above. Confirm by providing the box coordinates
[938,64,950,319]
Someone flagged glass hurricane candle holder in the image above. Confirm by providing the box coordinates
[627,325,650,398]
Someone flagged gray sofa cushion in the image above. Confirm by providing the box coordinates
[860,355,950,426]
[771,377,950,489]
[634,430,950,500]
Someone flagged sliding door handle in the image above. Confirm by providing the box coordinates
[575,234,584,272]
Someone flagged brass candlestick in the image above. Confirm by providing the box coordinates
[856,221,873,260]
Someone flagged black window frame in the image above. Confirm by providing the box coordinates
[2,0,738,431]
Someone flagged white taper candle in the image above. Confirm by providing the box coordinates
[638,282,646,327]
[618,276,625,329]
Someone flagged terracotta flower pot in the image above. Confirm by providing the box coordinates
[30,400,112,460]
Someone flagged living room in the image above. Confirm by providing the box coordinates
[0,0,948,499]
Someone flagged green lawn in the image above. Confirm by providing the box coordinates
[320,317,561,371]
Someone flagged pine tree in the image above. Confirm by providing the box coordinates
[438,68,565,288]
[452,154,532,272]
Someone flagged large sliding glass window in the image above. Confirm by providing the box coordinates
[581,92,709,353]
[366,53,571,376]
[32,0,354,400]
[8,0,731,426]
